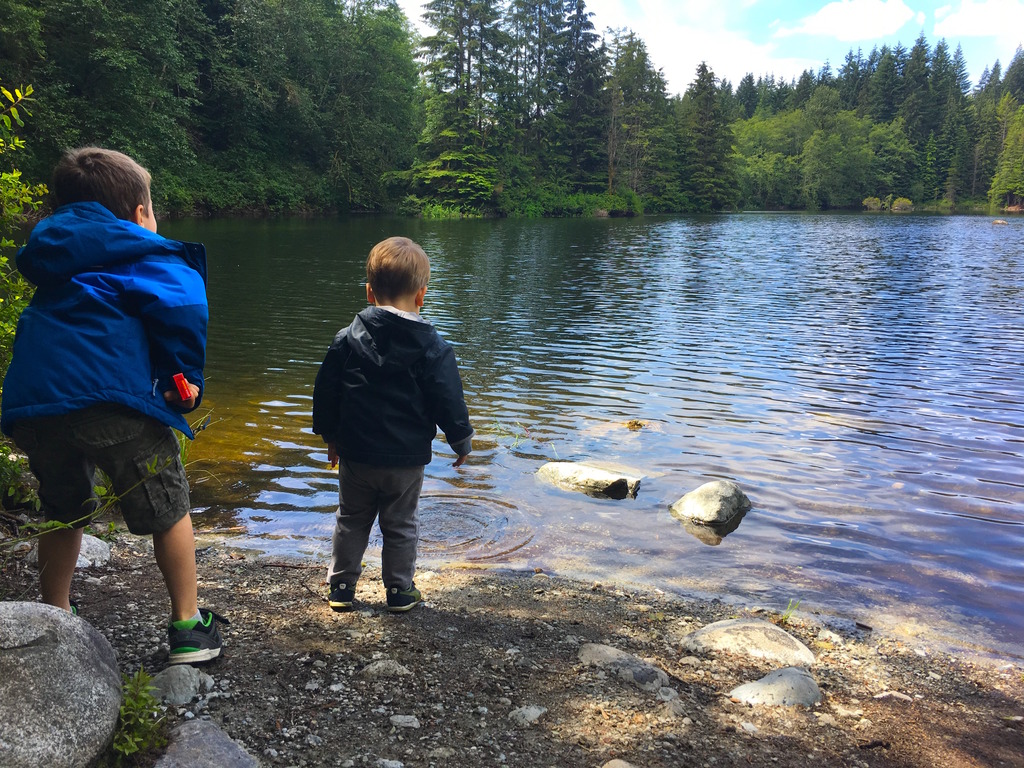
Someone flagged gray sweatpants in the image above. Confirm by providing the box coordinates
[327,459,425,590]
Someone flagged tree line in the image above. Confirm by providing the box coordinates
[1,0,1022,217]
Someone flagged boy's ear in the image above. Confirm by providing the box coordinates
[366,283,376,305]
[132,204,147,227]
[415,285,427,307]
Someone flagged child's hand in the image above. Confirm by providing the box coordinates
[163,379,199,410]
[328,442,338,469]
[453,454,468,468]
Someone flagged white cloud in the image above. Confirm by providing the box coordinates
[933,0,1024,37]
[775,0,917,41]
[581,0,816,91]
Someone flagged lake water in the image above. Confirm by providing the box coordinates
[161,213,1024,660]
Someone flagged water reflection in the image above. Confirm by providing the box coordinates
[163,213,1024,658]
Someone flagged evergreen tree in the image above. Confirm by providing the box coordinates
[899,34,931,146]
[549,0,607,192]
[680,62,737,211]
[604,30,670,198]
[1003,46,1024,101]
[867,46,899,122]
[989,102,1024,207]
[838,48,866,110]
[735,73,758,119]
[413,0,507,212]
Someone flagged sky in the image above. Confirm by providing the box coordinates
[395,0,1024,95]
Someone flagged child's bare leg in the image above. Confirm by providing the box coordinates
[38,526,84,611]
[153,514,199,622]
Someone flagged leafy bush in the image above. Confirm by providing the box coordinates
[1,81,45,512]
[109,667,167,766]
[862,196,882,211]
[891,197,914,212]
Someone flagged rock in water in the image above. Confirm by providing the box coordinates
[670,480,750,525]
[537,461,641,499]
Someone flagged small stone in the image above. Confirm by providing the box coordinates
[509,705,547,726]
[389,715,420,729]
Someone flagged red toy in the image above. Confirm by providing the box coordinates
[172,373,192,401]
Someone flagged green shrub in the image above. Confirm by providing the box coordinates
[862,196,882,211]
[109,667,167,766]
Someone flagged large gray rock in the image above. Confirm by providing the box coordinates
[155,719,260,768]
[680,618,815,667]
[537,462,641,499]
[670,480,751,525]
[578,643,670,692]
[729,666,822,707]
[0,602,122,768]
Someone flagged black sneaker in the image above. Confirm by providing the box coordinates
[386,585,422,612]
[167,608,228,665]
[69,600,79,616]
[328,582,355,612]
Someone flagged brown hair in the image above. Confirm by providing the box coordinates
[366,237,431,301]
[51,147,152,221]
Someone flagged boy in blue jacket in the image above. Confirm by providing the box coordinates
[1,147,225,664]
[313,236,473,612]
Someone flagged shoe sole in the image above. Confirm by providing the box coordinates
[329,600,354,612]
[168,647,222,665]
[387,600,421,613]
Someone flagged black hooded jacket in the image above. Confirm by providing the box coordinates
[312,306,473,466]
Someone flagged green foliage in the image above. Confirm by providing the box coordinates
[85,520,122,543]
[891,197,914,211]
[0,443,38,512]
[3,3,1020,216]
[0,80,44,513]
[862,196,882,210]
[110,667,167,765]
[989,103,1024,207]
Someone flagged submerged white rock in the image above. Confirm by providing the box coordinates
[537,461,641,499]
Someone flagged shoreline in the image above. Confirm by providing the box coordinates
[2,533,1023,767]
[195,531,1024,670]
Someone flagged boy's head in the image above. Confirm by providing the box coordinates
[52,147,154,226]
[366,237,431,304]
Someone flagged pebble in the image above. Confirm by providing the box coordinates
[390,715,420,729]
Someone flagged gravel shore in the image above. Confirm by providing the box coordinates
[2,535,1022,767]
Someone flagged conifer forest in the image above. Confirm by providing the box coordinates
[2,0,1023,217]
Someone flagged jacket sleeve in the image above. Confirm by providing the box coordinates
[128,258,208,411]
[313,332,350,444]
[422,343,474,455]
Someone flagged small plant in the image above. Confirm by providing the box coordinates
[490,420,530,448]
[85,520,122,542]
[780,598,801,625]
[111,667,167,765]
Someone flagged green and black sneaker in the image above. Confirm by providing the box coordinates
[328,582,355,612]
[386,584,422,613]
[167,608,228,665]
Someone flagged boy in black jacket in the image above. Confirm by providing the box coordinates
[312,237,473,612]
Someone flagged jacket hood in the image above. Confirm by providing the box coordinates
[17,202,195,288]
[347,306,436,372]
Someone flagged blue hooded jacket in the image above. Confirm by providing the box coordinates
[1,202,208,437]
